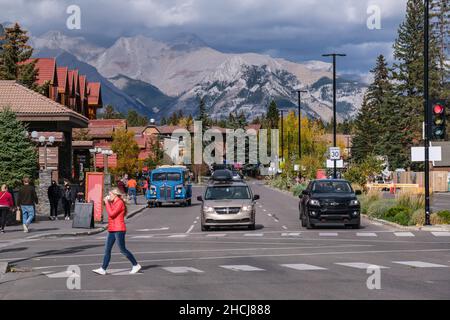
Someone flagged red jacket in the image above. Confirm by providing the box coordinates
[105,197,127,232]
[0,191,14,208]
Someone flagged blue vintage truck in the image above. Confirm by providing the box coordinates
[145,166,192,207]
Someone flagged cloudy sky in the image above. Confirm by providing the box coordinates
[0,0,408,81]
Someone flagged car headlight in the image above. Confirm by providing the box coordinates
[176,185,183,194]
[349,199,359,206]
[203,206,214,213]
[242,205,252,212]
[150,186,157,194]
[309,199,320,206]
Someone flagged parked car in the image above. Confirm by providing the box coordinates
[146,165,192,207]
[299,179,362,229]
[198,170,259,231]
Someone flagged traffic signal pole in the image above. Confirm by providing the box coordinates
[424,0,431,225]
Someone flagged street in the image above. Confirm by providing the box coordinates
[0,181,449,300]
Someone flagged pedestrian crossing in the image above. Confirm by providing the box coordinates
[122,230,450,240]
[42,259,449,279]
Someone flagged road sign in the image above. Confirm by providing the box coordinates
[411,146,442,162]
[329,147,341,160]
[326,160,344,168]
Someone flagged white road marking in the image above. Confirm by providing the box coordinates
[244,233,263,237]
[356,233,377,237]
[132,236,154,239]
[44,270,80,278]
[335,262,389,269]
[282,226,288,230]
[107,268,142,275]
[169,234,189,238]
[186,225,195,233]
[220,265,265,272]
[431,232,450,237]
[281,264,327,271]
[263,209,267,212]
[162,267,204,274]
[137,227,169,232]
[394,232,415,237]
[206,233,227,237]
[267,213,272,217]
[281,233,301,237]
[319,233,338,237]
[392,261,448,268]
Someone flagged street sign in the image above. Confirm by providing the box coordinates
[411,146,442,162]
[329,147,341,160]
[326,160,344,168]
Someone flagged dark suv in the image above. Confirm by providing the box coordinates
[299,179,361,229]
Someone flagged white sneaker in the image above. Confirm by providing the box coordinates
[92,268,107,275]
[130,264,142,274]
[23,224,28,233]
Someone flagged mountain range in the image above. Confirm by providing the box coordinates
[25,29,368,122]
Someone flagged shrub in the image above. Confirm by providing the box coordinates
[382,206,412,226]
[436,210,450,224]
[268,175,292,191]
[366,199,396,218]
[359,190,383,214]
[430,213,444,225]
[410,209,425,226]
[292,183,307,197]
[395,191,424,212]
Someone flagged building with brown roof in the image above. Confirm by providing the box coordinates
[56,67,69,107]
[87,82,102,120]
[0,80,89,179]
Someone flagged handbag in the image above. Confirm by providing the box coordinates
[16,207,21,222]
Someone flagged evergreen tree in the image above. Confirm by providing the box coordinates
[351,96,376,163]
[0,108,37,188]
[266,100,279,129]
[127,110,148,126]
[196,97,210,129]
[237,110,248,128]
[431,0,450,89]
[160,117,167,125]
[0,23,37,88]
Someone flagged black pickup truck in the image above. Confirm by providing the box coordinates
[299,179,362,229]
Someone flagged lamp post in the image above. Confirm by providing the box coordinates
[31,131,55,170]
[322,53,346,179]
[101,149,113,174]
[280,109,285,162]
[297,90,308,159]
[89,147,103,172]
[423,0,431,225]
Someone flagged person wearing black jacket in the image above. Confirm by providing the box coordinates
[48,181,61,221]
[17,177,38,233]
[62,181,74,220]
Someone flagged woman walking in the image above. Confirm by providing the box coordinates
[62,181,73,220]
[0,185,14,233]
[93,188,141,275]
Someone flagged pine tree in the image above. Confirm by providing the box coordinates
[266,100,279,129]
[237,111,248,128]
[160,117,167,125]
[196,97,210,129]
[0,23,37,88]
[0,108,37,188]
[430,0,450,89]
[351,96,377,163]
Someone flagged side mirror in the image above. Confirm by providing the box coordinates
[197,196,203,202]
[253,195,260,201]
[355,190,362,195]
[302,190,309,196]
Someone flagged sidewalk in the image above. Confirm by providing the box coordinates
[0,195,148,241]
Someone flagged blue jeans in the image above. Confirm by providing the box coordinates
[21,205,35,226]
[128,188,137,205]
[102,231,138,270]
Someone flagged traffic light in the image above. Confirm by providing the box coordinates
[431,100,446,140]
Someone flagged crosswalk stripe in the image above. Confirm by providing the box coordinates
[244,233,263,237]
[168,234,188,238]
[280,264,327,271]
[319,233,338,237]
[392,261,448,268]
[162,267,204,274]
[281,232,301,237]
[132,236,153,239]
[431,232,450,237]
[206,233,227,237]
[220,265,265,271]
[356,233,377,237]
[335,263,389,269]
[394,232,415,237]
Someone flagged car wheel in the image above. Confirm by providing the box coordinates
[187,199,192,206]
[248,224,256,230]
[157,202,162,207]
[351,222,361,229]
[201,225,210,232]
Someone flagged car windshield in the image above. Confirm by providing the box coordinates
[312,181,352,193]
[205,186,251,200]
[167,173,181,181]
[152,173,166,181]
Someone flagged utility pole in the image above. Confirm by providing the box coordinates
[297,90,308,159]
[424,0,431,225]
[322,53,346,179]
[280,109,284,161]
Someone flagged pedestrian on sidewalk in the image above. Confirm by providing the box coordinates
[117,179,126,195]
[0,184,14,233]
[62,180,73,220]
[93,188,141,275]
[48,180,61,220]
[127,176,138,205]
[17,177,38,233]
[142,178,148,196]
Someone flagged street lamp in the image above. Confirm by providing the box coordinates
[322,53,346,179]
[296,89,308,159]
[101,149,113,174]
[31,131,55,170]
[89,147,103,172]
[423,0,431,225]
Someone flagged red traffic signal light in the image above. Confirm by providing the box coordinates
[431,101,446,140]
[433,104,444,115]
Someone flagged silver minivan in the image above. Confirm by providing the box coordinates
[197,179,259,231]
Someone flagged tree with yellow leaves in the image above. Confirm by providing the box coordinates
[111,128,140,176]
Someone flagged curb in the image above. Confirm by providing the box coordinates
[25,205,148,240]
[362,214,450,231]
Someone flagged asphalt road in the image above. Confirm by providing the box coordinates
[1,181,449,300]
